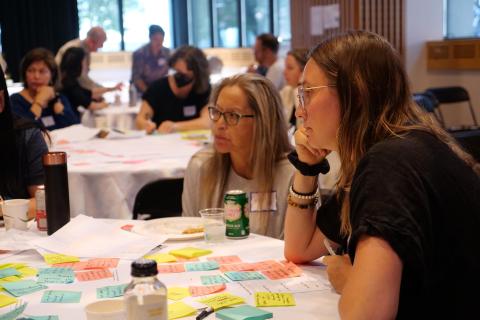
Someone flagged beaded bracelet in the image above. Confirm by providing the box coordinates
[287,194,318,209]
[289,185,319,200]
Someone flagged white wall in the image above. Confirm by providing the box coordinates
[405,0,480,127]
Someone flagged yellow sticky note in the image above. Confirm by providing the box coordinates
[0,294,17,308]
[17,267,38,278]
[167,287,191,301]
[169,247,212,259]
[43,254,80,265]
[198,293,245,310]
[254,292,296,307]
[168,301,197,320]
[0,263,26,270]
[145,253,177,264]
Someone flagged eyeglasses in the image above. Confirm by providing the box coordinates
[297,84,336,111]
[208,106,255,126]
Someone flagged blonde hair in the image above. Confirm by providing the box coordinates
[309,30,480,236]
[198,73,292,234]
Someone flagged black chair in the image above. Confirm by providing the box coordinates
[132,178,184,220]
[413,92,444,126]
[425,86,478,128]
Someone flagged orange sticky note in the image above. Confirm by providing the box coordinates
[207,256,242,264]
[53,261,88,271]
[84,258,119,269]
[219,263,255,272]
[280,261,303,276]
[157,264,185,273]
[75,269,113,281]
[251,260,283,271]
[262,267,293,280]
[189,284,226,297]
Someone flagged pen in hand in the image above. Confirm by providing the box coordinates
[196,306,214,320]
[323,238,337,256]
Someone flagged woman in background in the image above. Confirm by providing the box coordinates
[182,73,294,239]
[136,45,211,134]
[0,67,48,219]
[60,47,118,117]
[10,48,79,130]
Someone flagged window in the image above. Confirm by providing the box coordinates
[445,0,480,38]
[188,0,212,48]
[244,0,271,47]
[78,0,172,52]
[215,0,240,47]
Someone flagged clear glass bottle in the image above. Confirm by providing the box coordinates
[124,259,167,320]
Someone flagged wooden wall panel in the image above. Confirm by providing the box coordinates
[291,0,404,57]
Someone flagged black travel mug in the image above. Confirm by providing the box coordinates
[43,152,70,235]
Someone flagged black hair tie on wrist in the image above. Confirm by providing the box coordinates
[287,150,330,176]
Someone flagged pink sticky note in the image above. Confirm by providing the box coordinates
[121,224,134,232]
[52,261,89,270]
[188,284,226,297]
[207,256,242,264]
[261,267,293,280]
[280,261,303,276]
[251,260,283,271]
[84,258,119,269]
[75,269,113,281]
[219,263,255,272]
[157,264,185,273]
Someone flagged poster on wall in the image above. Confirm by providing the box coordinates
[310,6,324,36]
[310,4,340,36]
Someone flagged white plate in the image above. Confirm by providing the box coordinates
[132,217,204,241]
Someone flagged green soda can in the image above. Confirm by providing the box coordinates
[224,190,249,239]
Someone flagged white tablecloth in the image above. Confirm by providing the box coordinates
[50,128,208,219]
[0,223,340,319]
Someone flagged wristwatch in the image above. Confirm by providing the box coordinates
[287,150,330,176]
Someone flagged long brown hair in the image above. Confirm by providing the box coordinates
[309,30,480,236]
[199,73,292,234]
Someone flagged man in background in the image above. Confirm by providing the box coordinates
[247,33,284,90]
[131,25,171,94]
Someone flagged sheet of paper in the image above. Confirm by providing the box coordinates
[189,284,226,297]
[224,272,266,281]
[169,247,212,259]
[145,253,177,264]
[37,267,75,284]
[219,263,254,272]
[50,124,100,143]
[207,256,242,264]
[167,301,197,320]
[157,264,185,273]
[323,4,340,29]
[0,302,27,320]
[215,305,273,320]
[254,292,296,307]
[0,268,21,279]
[197,293,244,310]
[200,275,229,285]
[31,215,165,259]
[75,269,113,282]
[167,287,191,301]
[43,254,79,265]
[236,278,330,295]
[18,316,59,320]
[97,284,128,299]
[0,294,17,308]
[185,261,219,272]
[0,229,45,251]
[41,290,82,303]
[1,280,47,297]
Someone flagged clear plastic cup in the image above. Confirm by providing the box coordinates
[199,208,226,243]
[85,299,126,320]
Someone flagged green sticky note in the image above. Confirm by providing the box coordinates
[216,305,273,320]
[18,316,59,320]
[185,261,219,272]
[41,290,82,303]
[0,268,21,279]
[0,302,27,320]
[224,272,266,281]
[200,275,229,285]
[37,268,74,284]
[1,280,47,297]
[96,284,128,299]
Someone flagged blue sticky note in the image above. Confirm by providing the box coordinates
[96,284,128,299]
[0,302,27,320]
[216,305,273,320]
[18,316,59,320]
[1,280,47,297]
[200,275,229,285]
[0,268,21,279]
[224,272,266,281]
[37,268,74,284]
[41,290,82,303]
[185,261,219,272]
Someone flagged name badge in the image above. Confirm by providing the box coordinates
[183,105,196,117]
[158,58,167,66]
[41,116,55,127]
[250,191,277,212]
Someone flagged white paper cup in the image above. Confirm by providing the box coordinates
[2,199,29,231]
[85,299,126,320]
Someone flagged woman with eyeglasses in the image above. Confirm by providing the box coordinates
[0,67,49,219]
[284,31,480,318]
[182,73,294,239]
[135,45,211,134]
